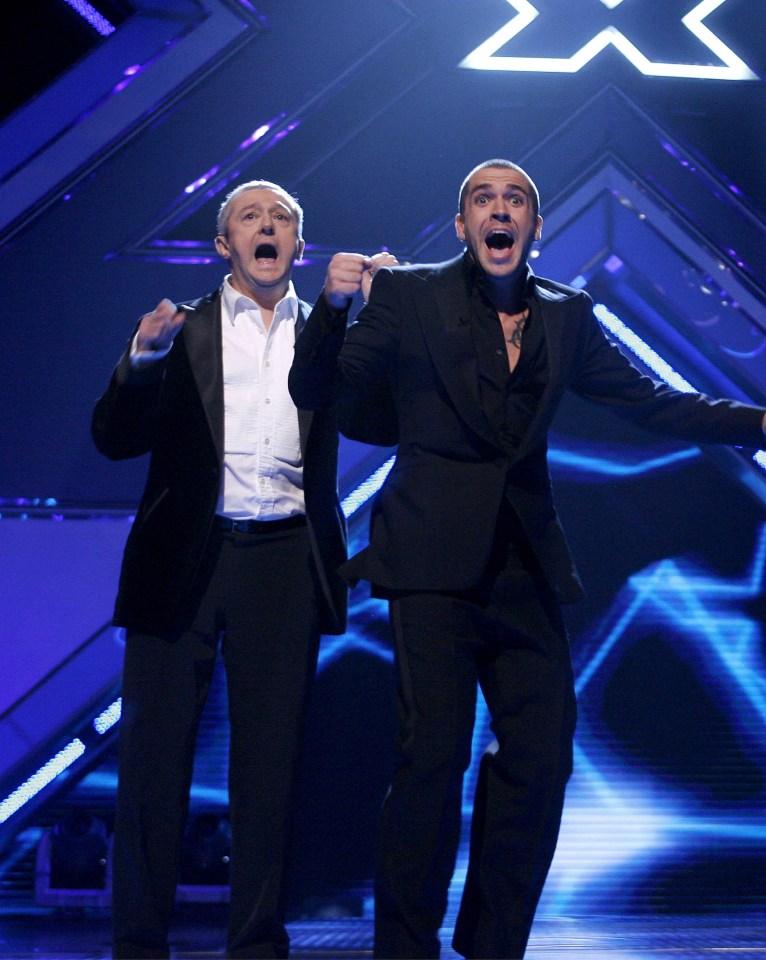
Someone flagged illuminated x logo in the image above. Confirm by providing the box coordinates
[460,0,758,80]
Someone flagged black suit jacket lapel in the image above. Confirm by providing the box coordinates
[422,257,503,449]
[181,290,224,462]
[507,282,569,466]
[295,299,315,453]
[419,261,578,463]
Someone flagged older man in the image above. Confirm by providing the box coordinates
[289,159,766,959]
[93,179,389,959]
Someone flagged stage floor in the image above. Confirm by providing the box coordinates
[0,907,764,959]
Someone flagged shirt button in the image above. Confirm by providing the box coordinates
[264,398,271,404]
[496,349,504,356]
[265,360,271,368]
[264,438,271,446]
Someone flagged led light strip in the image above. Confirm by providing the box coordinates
[0,698,121,826]
[0,740,85,824]
[593,303,696,393]
[93,698,122,735]
[594,302,766,476]
[62,0,116,37]
[341,456,396,518]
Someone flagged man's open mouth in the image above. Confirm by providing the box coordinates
[254,243,278,260]
[485,231,514,251]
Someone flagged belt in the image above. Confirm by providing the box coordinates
[215,514,307,534]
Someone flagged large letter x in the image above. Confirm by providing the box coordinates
[459,0,757,80]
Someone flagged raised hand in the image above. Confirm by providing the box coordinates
[361,251,399,304]
[322,253,373,310]
[135,298,187,353]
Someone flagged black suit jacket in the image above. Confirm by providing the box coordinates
[289,254,765,603]
[93,288,347,637]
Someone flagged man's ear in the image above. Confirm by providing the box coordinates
[296,238,305,261]
[455,214,465,242]
[534,216,543,242]
[215,234,230,259]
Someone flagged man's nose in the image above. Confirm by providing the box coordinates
[490,206,511,221]
[261,219,275,234]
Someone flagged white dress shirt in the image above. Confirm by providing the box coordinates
[217,277,305,520]
[130,279,306,520]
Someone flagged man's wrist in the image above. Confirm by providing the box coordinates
[320,293,350,329]
[130,334,172,368]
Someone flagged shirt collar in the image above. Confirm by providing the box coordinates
[461,251,535,304]
[222,275,300,326]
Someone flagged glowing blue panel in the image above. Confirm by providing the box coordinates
[538,529,766,912]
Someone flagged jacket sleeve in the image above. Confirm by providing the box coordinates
[288,296,351,410]
[289,271,401,445]
[569,297,766,449]
[91,336,168,460]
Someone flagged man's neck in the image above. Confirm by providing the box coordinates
[229,277,293,331]
[229,277,291,313]
[481,271,527,315]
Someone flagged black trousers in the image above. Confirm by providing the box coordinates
[374,526,577,960]
[112,522,321,960]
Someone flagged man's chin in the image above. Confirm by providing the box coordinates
[480,257,520,279]
[253,258,280,273]
[250,263,289,285]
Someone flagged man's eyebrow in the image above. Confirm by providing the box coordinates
[470,182,529,197]
[267,200,294,215]
[237,199,293,214]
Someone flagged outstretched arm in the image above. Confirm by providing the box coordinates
[571,299,766,448]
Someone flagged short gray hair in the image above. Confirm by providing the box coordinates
[216,180,304,237]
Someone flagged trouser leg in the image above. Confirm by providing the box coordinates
[453,567,577,960]
[221,526,321,960]
[112,628,217,959]
[374,592,479,960]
